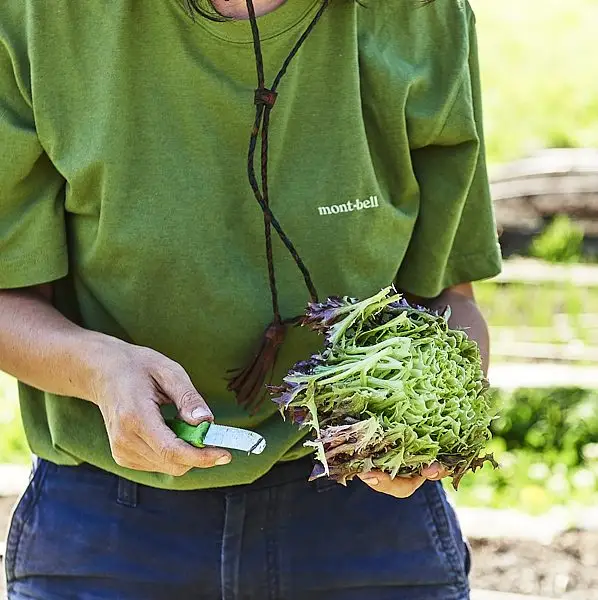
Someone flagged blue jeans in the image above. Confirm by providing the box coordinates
[5,457,470,599]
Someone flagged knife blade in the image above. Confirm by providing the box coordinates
[166,419,266,455]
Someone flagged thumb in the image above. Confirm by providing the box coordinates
[160,371,214,426]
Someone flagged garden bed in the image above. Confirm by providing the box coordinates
[470,530,598,599]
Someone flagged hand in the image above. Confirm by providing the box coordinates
[92,340,232,476]
[357,463,449,498]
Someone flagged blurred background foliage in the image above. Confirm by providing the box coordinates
[471,0,598,167]
[449,388,598,514]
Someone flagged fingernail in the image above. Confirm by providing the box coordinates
[361,477,379,486]
[191,408,212,420]
[215,455,231,466]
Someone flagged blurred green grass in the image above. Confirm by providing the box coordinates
[446,437,598,514]
[471,0,598,166]
[474,281,598,345]
[446,387,598,514]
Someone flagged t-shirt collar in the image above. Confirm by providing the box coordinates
[194,0,320,43]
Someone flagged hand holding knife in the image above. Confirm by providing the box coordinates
[167,419,266,455]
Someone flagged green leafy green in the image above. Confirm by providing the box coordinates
[270,287,497,489]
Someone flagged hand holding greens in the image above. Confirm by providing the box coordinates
[270,287,497,489]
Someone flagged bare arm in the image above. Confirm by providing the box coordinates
[0,284,232,474]
[0,284,111,401]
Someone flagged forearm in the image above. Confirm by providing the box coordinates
[428,287,490,376]
[0,286,121,402]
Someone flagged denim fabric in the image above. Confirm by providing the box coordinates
[4,458,470,600]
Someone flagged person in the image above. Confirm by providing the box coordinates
[0,0,501,597]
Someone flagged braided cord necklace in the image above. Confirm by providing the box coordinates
[227,0,328,411]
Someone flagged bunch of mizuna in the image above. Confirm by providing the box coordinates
[270,287,497,489]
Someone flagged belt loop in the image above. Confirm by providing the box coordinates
[117,477,139,508]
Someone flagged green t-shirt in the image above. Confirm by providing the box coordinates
[0,0,501,489]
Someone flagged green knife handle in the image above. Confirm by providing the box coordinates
[166,418,210,448]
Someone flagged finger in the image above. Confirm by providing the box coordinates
[110,418,160,468]
[110,431,182,473]
[421,462,450,481]
[359,471,426,498]
[138,404,232,468]
[112,438,194,477]
[153,365,213,425]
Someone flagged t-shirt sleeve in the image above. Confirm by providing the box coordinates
[395,8,502,299]
[0,27,68,289]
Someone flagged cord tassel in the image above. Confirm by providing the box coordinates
[227,321,287,413]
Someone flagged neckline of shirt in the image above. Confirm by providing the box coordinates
[191,0,322,44]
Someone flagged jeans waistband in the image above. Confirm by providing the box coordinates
[64,454,322,496]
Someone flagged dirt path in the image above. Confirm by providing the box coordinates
[470,532,598,599]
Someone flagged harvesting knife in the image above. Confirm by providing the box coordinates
[166,419,266,455]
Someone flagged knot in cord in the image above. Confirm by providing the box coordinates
[254,87,278,108]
